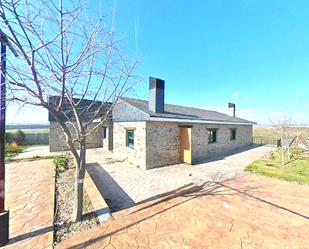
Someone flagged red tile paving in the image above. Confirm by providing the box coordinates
[57,173,309,249]
[3,160,54,249]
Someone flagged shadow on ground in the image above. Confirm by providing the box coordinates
[192,144,262,165]
[64,175,309,249]
[86,162,135,211]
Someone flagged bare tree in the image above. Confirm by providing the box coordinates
[270,114,294,165]
[0,0,138,221]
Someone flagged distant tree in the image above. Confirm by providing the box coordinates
[0,0,138,221]
[272,115,294,138]
[271,114,294,165]
[14,129,25,145]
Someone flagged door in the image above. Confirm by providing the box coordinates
[180,127,192,164]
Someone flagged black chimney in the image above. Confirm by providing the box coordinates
[228,102,236,117]
[149,77,165,113]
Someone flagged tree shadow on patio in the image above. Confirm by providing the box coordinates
[63,172,309,249]
[86,162,135,212]
[7,226,53,245]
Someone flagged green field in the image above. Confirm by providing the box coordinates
[254,126,309,139]
[245,148,309,185]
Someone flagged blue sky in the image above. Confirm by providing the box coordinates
[7,0,309,125]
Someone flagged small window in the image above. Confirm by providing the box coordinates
[208,129,217,143]
[102,127,107,139]
[230,128,237,140]
[126,130,134,148]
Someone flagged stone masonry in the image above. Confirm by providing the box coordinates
[113,121,253,170]
[191,124,253,163]
[146,121,181,169]
[49,121,103,152]
[113,121,147,169]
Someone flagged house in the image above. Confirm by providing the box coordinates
[48,97,113,152]
[112,77,256,170]
[48,77,256,170]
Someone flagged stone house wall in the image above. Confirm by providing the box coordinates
[112,121,253,169]
[191,124,253,163]
[145,121,181,169]
[49,121,103,152]
[113,121,147,169]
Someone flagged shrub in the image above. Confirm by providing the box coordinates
[5,142,23,154]
[15,129,25,145]
[53,156,69,173]
[5,132,14,143]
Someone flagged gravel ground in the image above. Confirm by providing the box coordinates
[54,161,99,244]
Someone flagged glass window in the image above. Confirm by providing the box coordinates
[126,130,134,148]
[102,127,107,139]
[230,128,237,140]
[208,129,217,143]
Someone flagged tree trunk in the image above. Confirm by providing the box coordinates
[72,138,86,222]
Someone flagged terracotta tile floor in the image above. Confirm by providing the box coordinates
[57,173,309,249]
[3,160,54,249]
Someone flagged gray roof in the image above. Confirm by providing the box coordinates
[48,96,112,122]
[120,97,256,124]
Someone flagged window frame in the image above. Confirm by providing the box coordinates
[230,128,237,141]
[207,128,218,144]
[126,130,135,149]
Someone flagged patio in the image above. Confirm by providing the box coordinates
[57,173,309,248]
[86,145,275,211]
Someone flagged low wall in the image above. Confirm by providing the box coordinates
[5,131,49,145]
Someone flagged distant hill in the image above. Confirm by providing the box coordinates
[6,123,49,130]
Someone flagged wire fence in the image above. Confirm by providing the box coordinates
[253,136,279,146]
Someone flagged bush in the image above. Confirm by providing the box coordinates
[15,129,25,145]
[5,132,14,143]
[53,156,69,173]
[5,142,23,154]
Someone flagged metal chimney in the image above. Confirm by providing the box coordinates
[228,102,236,117]
[149,77,165,113]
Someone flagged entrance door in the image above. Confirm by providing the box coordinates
[180,127,192,164]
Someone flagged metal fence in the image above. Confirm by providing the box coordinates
[253,136,279,146]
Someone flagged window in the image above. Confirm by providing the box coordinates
[126,130,134,148]
[102,127,107,139]
[208,129,217,143]
[230,128,237,140]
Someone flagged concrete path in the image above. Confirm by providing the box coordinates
[86,145,275,211]
[14,145,64,160]
[57,173,309,249]
[3,160,55,249]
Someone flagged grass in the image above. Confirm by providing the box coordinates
[245,148,309,185]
